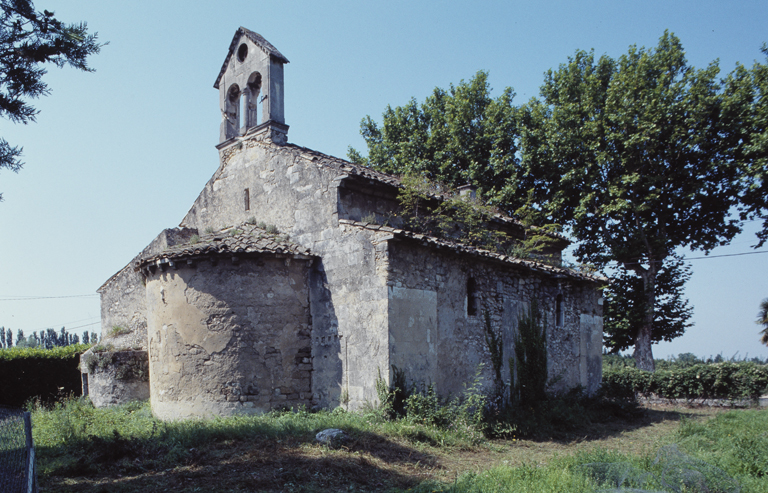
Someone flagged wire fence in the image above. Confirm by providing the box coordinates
[0,407,37,493]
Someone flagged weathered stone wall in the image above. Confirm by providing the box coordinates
[98,265,149,351]
[337,185,401,226]
[98,228,198,351]
[318,224,390,409]
[179,142,340,237]
[145,255,313,420]
[385,240,603,397]
[80,349,150,407]
[172,138,602,410]
[179,141,392,410]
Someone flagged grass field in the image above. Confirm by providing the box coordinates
[27,398,768,492]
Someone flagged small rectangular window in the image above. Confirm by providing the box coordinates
[244,188,250,211]
[467,277,478,316]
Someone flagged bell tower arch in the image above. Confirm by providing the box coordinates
[214,27,289,145]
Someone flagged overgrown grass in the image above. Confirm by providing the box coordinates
[30,398,480,479]
[406,408,768,492]
[484,387,643,439]
[677,408,768,492]
[30,397,768,492]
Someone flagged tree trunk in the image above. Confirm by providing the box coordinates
[633,325,655,371]
[633,266,658,372]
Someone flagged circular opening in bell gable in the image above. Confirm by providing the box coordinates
[237,43,248,62]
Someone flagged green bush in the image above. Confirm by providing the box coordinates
[602,362,768,401]
[0,344,90,407]
[374,365,487,443]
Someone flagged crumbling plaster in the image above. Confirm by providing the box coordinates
[145,256,313,420]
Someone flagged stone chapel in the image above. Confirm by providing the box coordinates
[80,28,606,420]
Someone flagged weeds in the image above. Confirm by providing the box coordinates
[109,325,130,337]
[31,397,480,484]
[31,394,764,492]
[374,365,487,444]
[361,212,378,224]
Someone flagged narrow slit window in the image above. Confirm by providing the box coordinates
[556,294,564,327]
[244,188,250,211]
[467,277,478,316]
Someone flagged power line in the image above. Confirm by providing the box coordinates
[29,317,101,332]
[0,294,98,301]
[67,321,101,330]
[685,250,768,260]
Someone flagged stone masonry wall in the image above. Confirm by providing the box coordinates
[98,228,198,352]
[179,140,391,410]
[385,240,603,397]
[80,349,150,407]
[145,255,313,420]
[98,265,149,351]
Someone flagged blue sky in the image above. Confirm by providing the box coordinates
[0,0,766,359]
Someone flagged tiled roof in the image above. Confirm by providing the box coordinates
[339,219,605,284]
[214,27,289,89]
[136,224,312,270]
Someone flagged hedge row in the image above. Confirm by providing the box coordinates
[0,344,90,408]
[602,362,768,401]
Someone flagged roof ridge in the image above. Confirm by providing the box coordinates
[136,222,312,270]
[214,28,289,90]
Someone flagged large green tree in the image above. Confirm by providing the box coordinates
[518,32,752,370]
[351,33,764,371]
[0,0,101,201]
[348,70,522,210]
[730,45,768,246]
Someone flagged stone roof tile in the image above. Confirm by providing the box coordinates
[137,224,312,270]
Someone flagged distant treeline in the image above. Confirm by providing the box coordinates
[603,351,768,369]
[0,326,99,349]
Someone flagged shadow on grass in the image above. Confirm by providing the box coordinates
[32,398,707,491]
[38,427,441,492]
[493,398,702,444]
